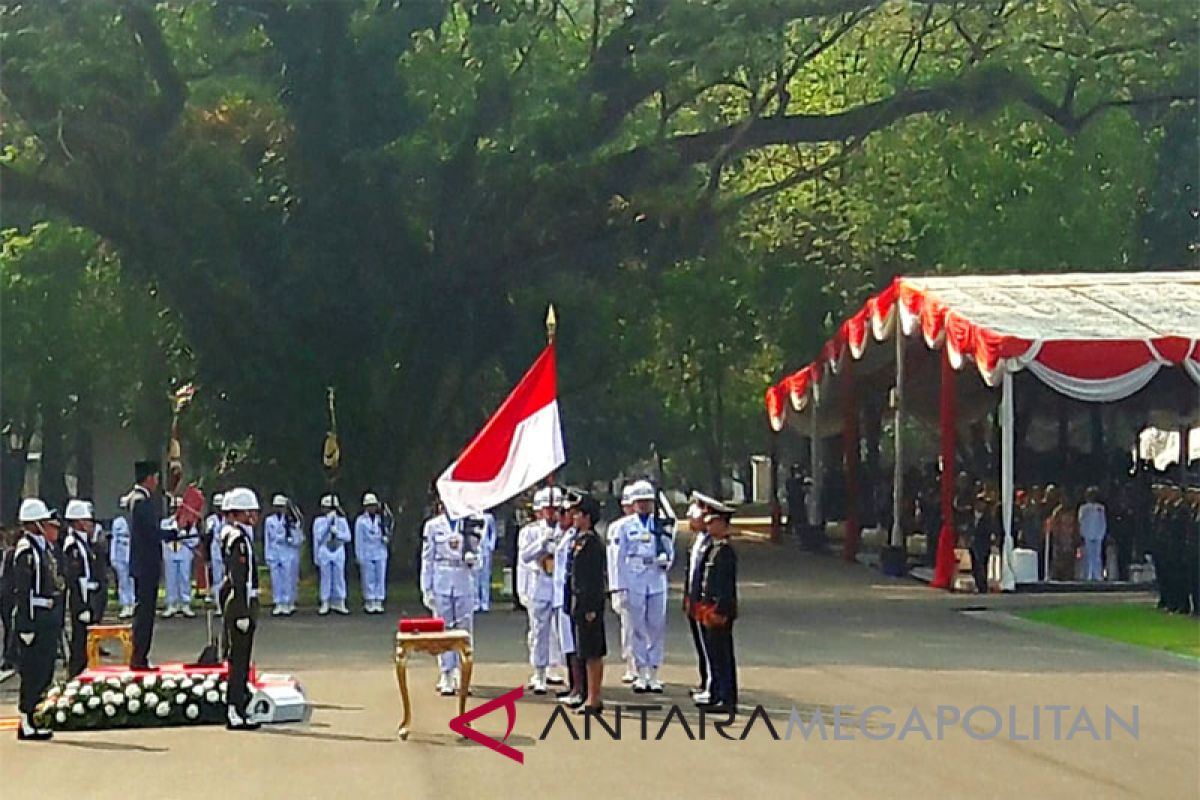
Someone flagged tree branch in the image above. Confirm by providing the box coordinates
[124,1,187,148]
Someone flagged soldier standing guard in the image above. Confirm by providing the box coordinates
[219,488,262,731]
[684,493,714,704]
[696,499,739,715]
[313,494,351,615]
[550,491,583,707]
[421,502,478,696]
[354,493,389,614]
[473,510,497,613]
[608,486,637,684]
[162,496,200,618]
[518,488,558,694]
[204,494,226,611]
[265,494,300,616]
[613,479,674,693]
[62,500,100,678]
[13,498,64,741]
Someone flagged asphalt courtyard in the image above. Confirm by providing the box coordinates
[2,539,1197,800]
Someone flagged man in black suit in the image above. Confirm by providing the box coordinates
[968,493,998,594]
[129,460,167,669]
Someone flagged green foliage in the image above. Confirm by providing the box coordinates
[0,1,1193,513]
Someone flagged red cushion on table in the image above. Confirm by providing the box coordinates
[398,617,445,633]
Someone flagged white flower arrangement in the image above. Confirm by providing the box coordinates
[55,710,67,724]
[181,678,194,690]
[175,693,188,706]
[125,684,142,699]
[106,677,122,688]
[205,690,219,703]
[185,704,200,720]
[56,698,69,710]
[72,703,85,716]
[143,675,158,688]
[191,685,205,697]
[79,684,94,698]
[127,699,142,714]
[86,696,101,710]
[104,704,117,718]
[66,680,81,692]
[161,678,178,692]
[144,692,160,708]
[155,702,170,718]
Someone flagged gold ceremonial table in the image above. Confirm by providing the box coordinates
[393,629,473,740]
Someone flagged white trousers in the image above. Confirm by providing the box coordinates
[209,551,225,594]
[526,599,553,668]
[475,554,492,611]
[317,552,347,603]
[360,557,388,603]
[627,587,667,669]
[434,589,474,673]
[1082,537,1105,581]
[113,561,135,607]
[549,609,564,668]
[612,591,634,666]
[556,607,575,655]
[269,559,288,605]
[164,554,193,607]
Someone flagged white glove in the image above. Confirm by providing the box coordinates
[235,618,250,633]
[18,632,34,646]
[464,552,477,567]
[656,552,670,566]
[78,610,92,624]
[422,592,436,611]
[610,590,626,613]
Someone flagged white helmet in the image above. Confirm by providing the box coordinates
[221,487,260,512]
[320,494,339,509]
[212,492,225,508]
[620,485,634,505]
[532,488,550,510]
[362,492,379,506]
[18,497,52,523]
[544,487,565,508]
[272,494,288,507]
[64,499,94,521]
[626,480,655,502]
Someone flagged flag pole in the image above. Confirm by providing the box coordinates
[545,304,557,489]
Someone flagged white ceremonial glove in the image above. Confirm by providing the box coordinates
[235,618,250,633]
[464,552,478,567]
[18,632,34,646]
[78,610,92,624]
[656,552,670,567]
[423,592,436,611]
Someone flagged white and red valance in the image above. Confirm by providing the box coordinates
[767,272,1200,430]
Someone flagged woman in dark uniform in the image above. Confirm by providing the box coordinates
[568,495,607,715]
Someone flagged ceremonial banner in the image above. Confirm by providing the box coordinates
[436,343,565,519]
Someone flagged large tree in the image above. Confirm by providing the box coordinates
[2,0,1194,507]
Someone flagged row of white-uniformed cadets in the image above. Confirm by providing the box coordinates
[516,479,675,699]
[105,491,497,620]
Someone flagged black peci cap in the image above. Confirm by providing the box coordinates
[134,460,160,483]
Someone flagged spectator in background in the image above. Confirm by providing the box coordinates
[1045,486,1078,581]
[1078,486,1107,582]
[967,493,998,594]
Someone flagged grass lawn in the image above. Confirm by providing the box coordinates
[1018,603,1200,658]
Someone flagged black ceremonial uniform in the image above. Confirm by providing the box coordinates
[13,533,64,722]
[0,544,17,669]
[568,529,607,661]
[684,532,713,694]
[699,538,738,710]
[220,523,260,725]
[61,528,99,678]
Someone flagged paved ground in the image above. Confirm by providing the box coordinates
[2,539,1197,799]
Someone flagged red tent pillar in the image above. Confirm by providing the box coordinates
[842,359,860,562]
[931,351,958,589]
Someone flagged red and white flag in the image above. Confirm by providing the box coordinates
[436,343,566,519]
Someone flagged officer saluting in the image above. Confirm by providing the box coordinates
[219,488,262,731]
[695,498,738,715]
[420,500,479,696]
[62,500,100,678]
[13,498,65,741]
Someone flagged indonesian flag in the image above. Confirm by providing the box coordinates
[436,343,566,519]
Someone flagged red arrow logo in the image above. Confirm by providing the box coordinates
[448,686,525,764]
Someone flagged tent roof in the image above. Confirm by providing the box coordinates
[766,271,1200,432]
[901,272,1200,340]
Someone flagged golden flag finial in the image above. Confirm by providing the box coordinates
[546,304,557,343]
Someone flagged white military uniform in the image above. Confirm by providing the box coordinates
[420,514,476,684]
[607,511,636,678]
[162,520,200,614]
[354,511,389,610]
[312,510,351,613]
[473,512,497,612]
[109,512,134,616]
[205,511,226,602]
[615,510,675,688]
[550,522,577,657]
[264,509,301,613]
[518,516,557,679]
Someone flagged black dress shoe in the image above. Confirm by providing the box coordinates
[573,703,604,716]
[696,703,736,715]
